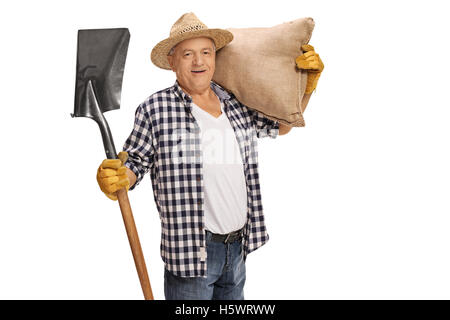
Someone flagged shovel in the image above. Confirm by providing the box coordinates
[72,28,154,300]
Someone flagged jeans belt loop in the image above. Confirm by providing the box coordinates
[224,233,231,243]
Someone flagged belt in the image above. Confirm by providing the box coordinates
[206,228,244,244]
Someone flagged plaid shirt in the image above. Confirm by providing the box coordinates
[122,80,279,277]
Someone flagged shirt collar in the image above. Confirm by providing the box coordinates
[173,80,231,112]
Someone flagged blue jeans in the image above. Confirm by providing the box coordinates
[164,231,246,300]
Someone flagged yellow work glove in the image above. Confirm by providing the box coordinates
[295,44,324,94]
[96,151,130,201]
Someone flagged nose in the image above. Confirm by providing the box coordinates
[193,52,204,66]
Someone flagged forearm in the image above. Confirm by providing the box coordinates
[126,167,137,189]
[278,122,292,135]
[301,93,312,113]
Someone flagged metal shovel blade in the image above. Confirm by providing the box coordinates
[72,28,130,159]
[73,28,130,119]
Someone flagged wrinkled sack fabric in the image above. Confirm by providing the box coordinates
[213,17,315,127]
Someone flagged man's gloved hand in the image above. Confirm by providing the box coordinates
[96,151,130,201]
[295,44,324,94]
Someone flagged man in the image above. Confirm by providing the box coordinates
[97,12,323,300]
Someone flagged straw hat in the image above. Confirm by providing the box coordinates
[151,12,234,70]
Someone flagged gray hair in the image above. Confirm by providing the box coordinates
[168,41,216,56]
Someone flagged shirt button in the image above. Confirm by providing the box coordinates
[197,199,202,205]
[196,176,201,181]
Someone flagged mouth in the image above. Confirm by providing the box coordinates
[191,70,206,74]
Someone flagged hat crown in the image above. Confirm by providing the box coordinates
[170,12,208,37]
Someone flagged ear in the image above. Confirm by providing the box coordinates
[167,55,175,72]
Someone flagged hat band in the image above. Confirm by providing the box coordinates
[174,24,206,35]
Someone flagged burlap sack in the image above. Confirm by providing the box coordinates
[213,17,315,127]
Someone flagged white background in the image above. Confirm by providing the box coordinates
[1,0,449,299]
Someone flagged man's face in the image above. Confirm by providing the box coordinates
[167,37,216,95]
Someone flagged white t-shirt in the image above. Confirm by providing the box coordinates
[190,100,247,234]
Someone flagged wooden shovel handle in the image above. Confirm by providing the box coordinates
[116,188,154,300]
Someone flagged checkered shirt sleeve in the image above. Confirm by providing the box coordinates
[122,104,155,190]
[247,108,280,139]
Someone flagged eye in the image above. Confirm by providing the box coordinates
[184,52,192,57]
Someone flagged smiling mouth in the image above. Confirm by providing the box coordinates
[191,70,206,74]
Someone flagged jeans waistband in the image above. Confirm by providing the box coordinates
[205,228,244,244]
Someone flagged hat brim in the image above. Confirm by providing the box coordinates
[151,28,234,70]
